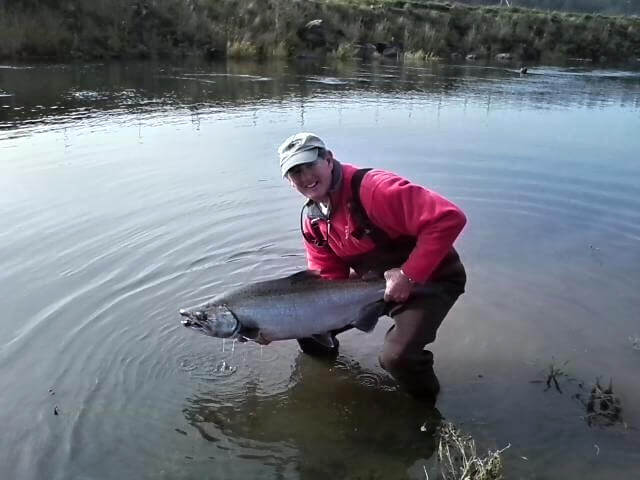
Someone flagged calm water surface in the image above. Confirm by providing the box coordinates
[1,60,639,479]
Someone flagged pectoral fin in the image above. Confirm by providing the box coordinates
[310,333,339,348]
[237,327,272,345]
[352,300,386,332]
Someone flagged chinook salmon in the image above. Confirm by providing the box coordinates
[179,270,395,344]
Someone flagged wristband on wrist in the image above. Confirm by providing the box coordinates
[400,268,416,285]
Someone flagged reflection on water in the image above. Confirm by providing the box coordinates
[2,61,640,137]
[1,58,639,479]
[184,354,439,480]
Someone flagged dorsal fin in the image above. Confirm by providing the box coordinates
[286,270,322,283]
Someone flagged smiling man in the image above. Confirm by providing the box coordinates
[278,132,467,403]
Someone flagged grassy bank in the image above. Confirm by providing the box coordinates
[1,0,639,63]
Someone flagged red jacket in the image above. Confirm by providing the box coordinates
[303,162,466,282]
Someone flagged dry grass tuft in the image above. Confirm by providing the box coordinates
[227,40,259,59]
[435,422,510,480]
[2,0,640,61]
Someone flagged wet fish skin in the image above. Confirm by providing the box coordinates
[179,270,389,343]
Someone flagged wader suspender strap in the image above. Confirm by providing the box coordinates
[349,169,392,246]
[300,200,328,247]
[300,168,392,248]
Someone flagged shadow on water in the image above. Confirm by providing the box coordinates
[183,353,440,479]
[2,59,639,135]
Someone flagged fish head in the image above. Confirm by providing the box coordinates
[179,304,239,338]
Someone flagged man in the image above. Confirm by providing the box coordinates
[278,132,467,403]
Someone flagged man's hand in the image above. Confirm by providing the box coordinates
[383,268,414,303]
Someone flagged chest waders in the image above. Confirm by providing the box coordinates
[300,169,466,404]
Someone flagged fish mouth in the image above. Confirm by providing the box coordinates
[179,308,208,328]
[180,305,240,338]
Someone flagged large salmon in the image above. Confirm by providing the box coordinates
[179,270,391,344]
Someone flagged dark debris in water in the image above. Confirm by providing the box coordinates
[532,360,626,429]
[530,358,571,393]
[575,378,623,427]
[544,362,569,393]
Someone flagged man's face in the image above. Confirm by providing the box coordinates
[286,153,334,202]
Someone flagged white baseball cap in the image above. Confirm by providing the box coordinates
[278,132,326,177]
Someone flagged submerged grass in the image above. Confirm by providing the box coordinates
[580,377,624,427]
[1,0,639,61]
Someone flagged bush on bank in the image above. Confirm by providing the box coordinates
[0,0,639,63]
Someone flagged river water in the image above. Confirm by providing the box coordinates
[1,59,639,479]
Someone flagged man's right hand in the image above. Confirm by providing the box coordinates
[383,268,414,303]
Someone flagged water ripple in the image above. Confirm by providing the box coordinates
[1,59,640,480]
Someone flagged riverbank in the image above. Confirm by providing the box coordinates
[1,0,639,63]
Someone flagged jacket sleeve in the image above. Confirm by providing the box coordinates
[302,218,350,279]
[359,171,466,283]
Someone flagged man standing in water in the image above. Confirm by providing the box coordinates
[278,132,467,403]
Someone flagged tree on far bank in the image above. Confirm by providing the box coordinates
[460,0,640,15]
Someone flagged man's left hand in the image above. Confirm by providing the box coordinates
[383,268,414,303]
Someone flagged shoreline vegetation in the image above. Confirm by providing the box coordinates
[1,1,639,64]
[436,422,509,480]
